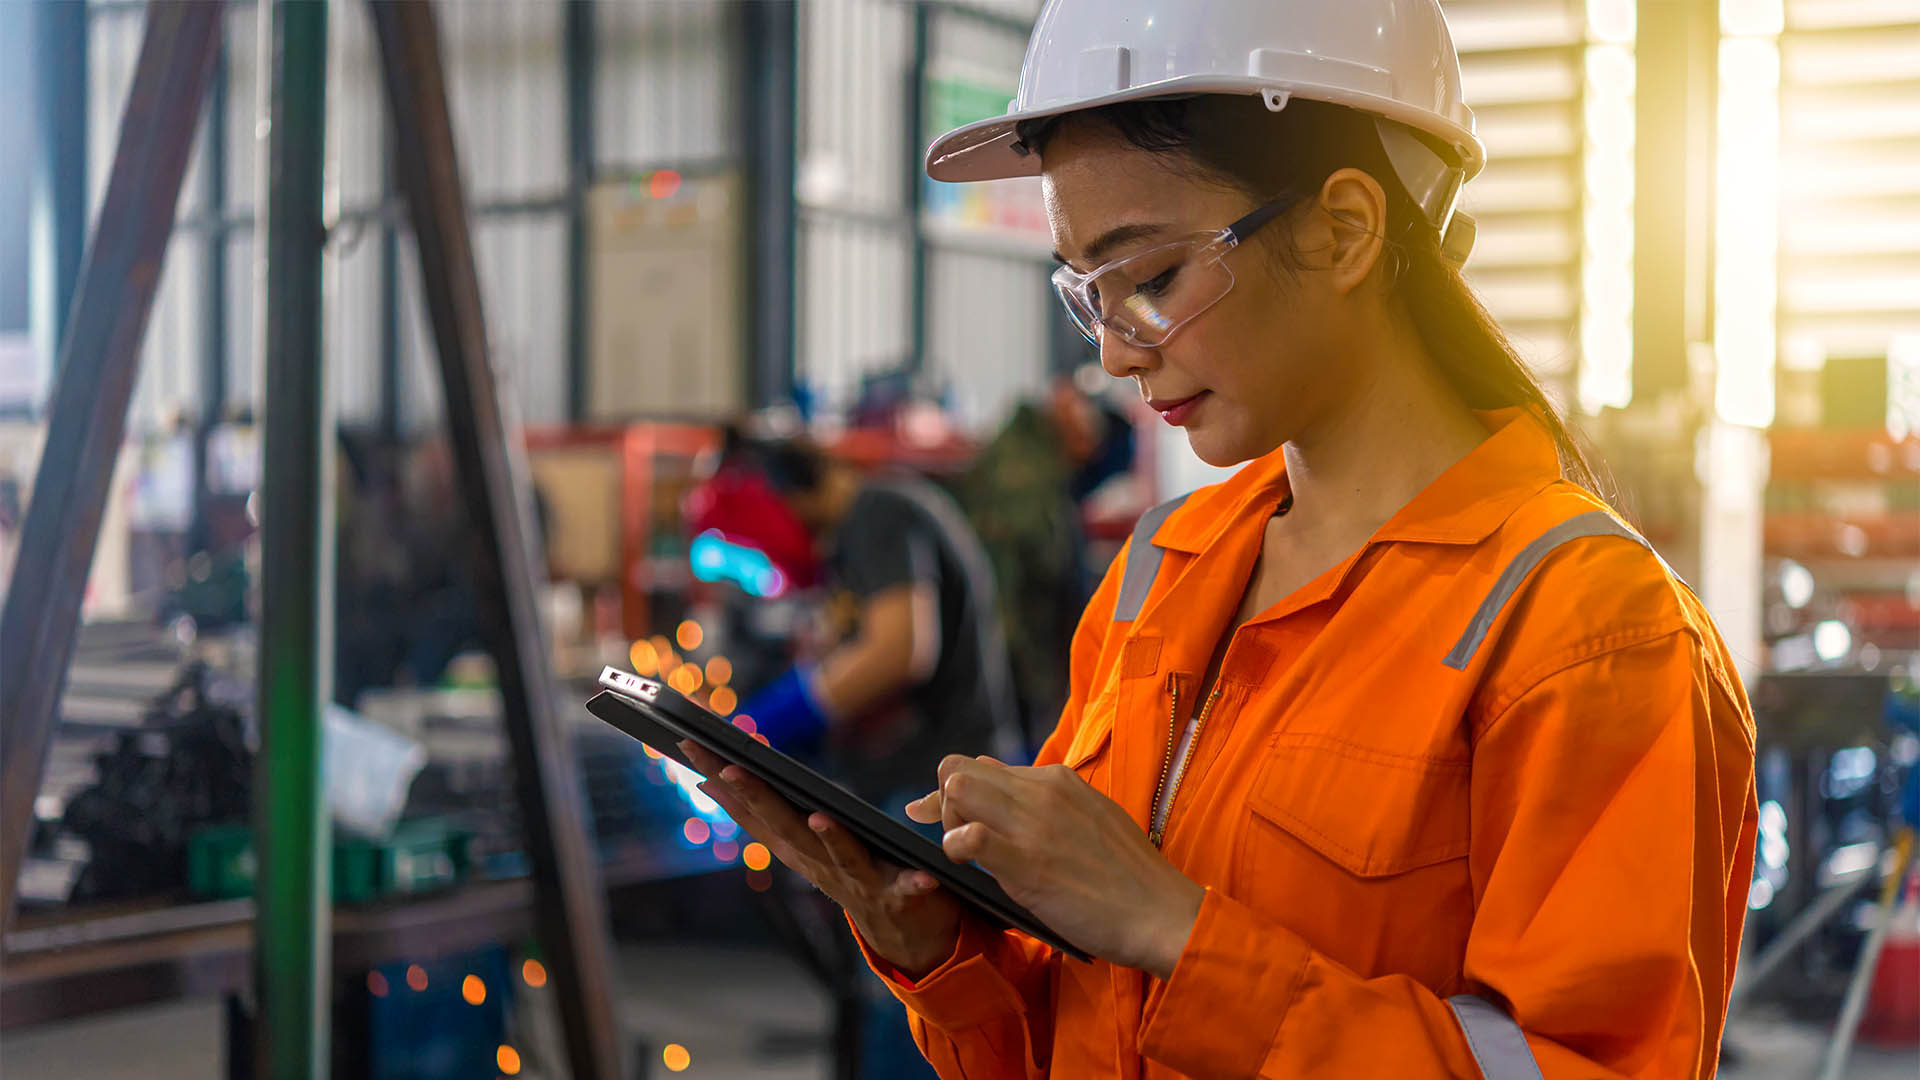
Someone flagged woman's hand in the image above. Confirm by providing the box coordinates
[907,756,1205,980]
[678,742,965,979]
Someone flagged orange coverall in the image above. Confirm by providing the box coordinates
[856,408,1759,1078]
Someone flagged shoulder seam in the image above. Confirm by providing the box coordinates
[1473,620,1695,739]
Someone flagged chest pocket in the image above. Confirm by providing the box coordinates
[1243,733,1470,878]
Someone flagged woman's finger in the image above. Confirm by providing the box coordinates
[807,812,881,888]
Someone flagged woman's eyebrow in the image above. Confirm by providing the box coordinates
[1053,221,1174,267]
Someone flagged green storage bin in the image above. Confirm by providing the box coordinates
[187,819,471,904]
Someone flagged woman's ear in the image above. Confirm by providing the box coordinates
[1317,168,1389,296]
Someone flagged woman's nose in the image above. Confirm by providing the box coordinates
[1098,328,1157,380]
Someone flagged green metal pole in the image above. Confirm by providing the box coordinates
[253,0,333,1076]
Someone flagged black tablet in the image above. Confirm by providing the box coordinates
[586,666,1089,961]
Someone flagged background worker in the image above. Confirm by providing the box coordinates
[685,430,1021,1079]
[684,1,1760,1077]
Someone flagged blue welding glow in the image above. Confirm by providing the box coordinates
[662,757,727,821]
[689,531,789,598]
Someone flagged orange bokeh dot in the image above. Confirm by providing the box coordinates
[662,1043,692,1072]
[675,664,703,694]
[676,620,704,651]
[743,842,772,871]
[522,959,547,988]
[462,974,486,1005]
[751,732,770,746]
[406,965,428,992]
[704,656,732,686]
[367,971,389,997]
[732,714,756,735]
[709,686,737,716]
[684,818,712,845]
[650,170,683,201]
[497,1045,522,1075]
[629,639,659,676]
[641,742,663,759]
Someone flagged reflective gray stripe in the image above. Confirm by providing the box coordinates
[1113,494,1191,623]
[1442,511,1649,671]
[1447,995,1543,1080]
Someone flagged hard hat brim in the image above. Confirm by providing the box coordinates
[925,76,1486,185]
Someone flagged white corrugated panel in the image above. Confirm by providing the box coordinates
[597,0,740,168]
[85,4,221,434]
[1778,4,1920,364]
[474,216,570,425]
[797,217,913,414]
[394,215,569,431]
[1443,0,1587,388]
[437,1,566,201]
[926,249,1049,429]
[796,0,916,409]
[799,0,913,215]
[328,234,384,426]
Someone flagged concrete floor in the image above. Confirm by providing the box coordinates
[2,944,1914,1079]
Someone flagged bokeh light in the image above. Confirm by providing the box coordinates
[733,714,756,735]
[367,971,389,997]
[704,656,732,686]
[522,959,547,988]
[743,842,772,871]
[747,869,772,892]
[676,620,704,651]
[497,1045,522,1075]
[709,686,738,716]
[713,840,739,862]
[406,965,428,992]
[462,974,486,1005]
[630,639,659,676]
[684,818,712,845]
[650,169,683,200]
[663,1043,692,1072]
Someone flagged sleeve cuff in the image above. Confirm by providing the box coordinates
[848,913,1034,1032]
[1138,887,1312,1077]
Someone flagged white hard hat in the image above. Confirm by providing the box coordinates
[927,0,1485,245]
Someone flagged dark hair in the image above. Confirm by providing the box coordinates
[1015,96,1607,495]
[719,425,828,494]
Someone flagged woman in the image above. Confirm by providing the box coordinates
[684,2,1758,1075]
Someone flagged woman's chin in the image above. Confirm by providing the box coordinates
[1185,426,1258,470]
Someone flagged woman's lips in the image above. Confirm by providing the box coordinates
[1150,391,1209,426]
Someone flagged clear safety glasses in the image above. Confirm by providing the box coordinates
[1051,198,1293,349]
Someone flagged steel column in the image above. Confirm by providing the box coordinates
[1633,0,1718,400]
[366,4,625,1076]
[0,0,224,927]
[27,0,88,381]
[193,37,230,552]
[378,116,402,439]
[564,0,595,422]
[252,0,334,1076]
[741,1,799,408]
[905,3,931,378]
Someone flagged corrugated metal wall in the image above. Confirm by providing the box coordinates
[1778,1,1920,366]
[90,0,751,436]
[795,0,917,416]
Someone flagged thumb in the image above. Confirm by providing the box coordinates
[905,789,943,825]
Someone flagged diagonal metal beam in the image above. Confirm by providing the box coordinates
[0,0,226,928]
[364,4,625,1077]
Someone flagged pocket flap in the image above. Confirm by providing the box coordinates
[1061,709,1114,770]
[1246,734,1470,877]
